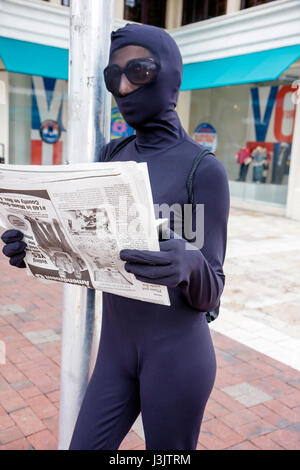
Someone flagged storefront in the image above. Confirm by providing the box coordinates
[182,46,300,210]
[7,73,68,165]
[0,34,69,165]
[1,52,299,210]
[0,36,135,165]
[1,0,300,219]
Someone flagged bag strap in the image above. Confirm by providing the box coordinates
[105,138,220,322]
[104,135,136,162]
[186,148,213,205]
[186,148,220,323]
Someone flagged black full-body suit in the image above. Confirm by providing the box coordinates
[69,24,230,450]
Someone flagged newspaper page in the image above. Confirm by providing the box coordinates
[0,163,170,306]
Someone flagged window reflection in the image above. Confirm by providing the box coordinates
[189,61,300,206]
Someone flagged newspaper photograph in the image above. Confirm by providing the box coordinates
[0,162,170,306]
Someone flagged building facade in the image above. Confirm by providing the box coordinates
[0,0,300,220]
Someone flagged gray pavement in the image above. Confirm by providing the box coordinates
[210,206,300,371]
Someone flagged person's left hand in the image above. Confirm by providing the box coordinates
[120,238,192,288]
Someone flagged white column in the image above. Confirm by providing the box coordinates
[226,0,241,15]
[165,0,183,29]
[286,88,300,221]
[58,0,114,450]
[114,0,124,19]
[0,67,9,164]
[176,90,191,134]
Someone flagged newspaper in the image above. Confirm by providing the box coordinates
[0,162,170,306]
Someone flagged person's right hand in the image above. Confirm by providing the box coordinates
[1,230,27,268]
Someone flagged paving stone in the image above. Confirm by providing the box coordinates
[250,404,287,428]
[10,380,33,391]
[0,305,26,316]
[285,422,300,434]
[26,305,39,312]
[16,312,36,323]
[20,387,43,402]
[219,409,258,429]
[23,329,61,345]
[27,429,57,450]
[0,364,27,384]
[205,400,231,418]
[251,376,299,398]
[248,359,280,376]
[46,390,60,404]
[119,431,145,451]
[0,414,15,431]
[43,415,59,439]
[278,392,300,408]
[196,443,207,450]
[10,407,46,436]
[198,433,228,450]
[0,426,24,445]
[27,394,57,420]
[236,393,273,408]
[214,370,244,388]
[0,437,33,450]
[266,429,300,450]
[227,440,260,450]
[234,420,276,439]
[131,443,146,450]
[201,419,245,447]
[211,389,245,412]
[215,350,243,367]
[263,400,300,423]
[222,382,273,407]
[0,390,27,413]
[250,435,284,450]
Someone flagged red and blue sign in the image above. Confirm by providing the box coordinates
[247,84,298,180]
[39,119,61,144]
[249,84,297,143]
[31,76,67,165]
[193,122,217,152]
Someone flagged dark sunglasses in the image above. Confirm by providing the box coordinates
[103,57,160,95]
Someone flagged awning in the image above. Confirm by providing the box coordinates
[1,37,300,87]
[0,36,68,80]
[181,44,300,91]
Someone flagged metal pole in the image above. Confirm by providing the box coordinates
[58,0,114,450]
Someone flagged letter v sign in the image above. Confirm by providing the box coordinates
[250,86,278,141]
[32,76,65,129]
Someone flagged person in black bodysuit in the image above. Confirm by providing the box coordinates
[1,24,230,450]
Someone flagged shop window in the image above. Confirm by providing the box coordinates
[124,0,166,28]
[188,63,300,207]
[241,0,277,8]
[8,73,68,166]
[182,0,227,25]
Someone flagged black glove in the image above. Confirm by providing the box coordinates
[1,230,27,268]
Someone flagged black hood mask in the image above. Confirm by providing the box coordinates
[107,23,185,153]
